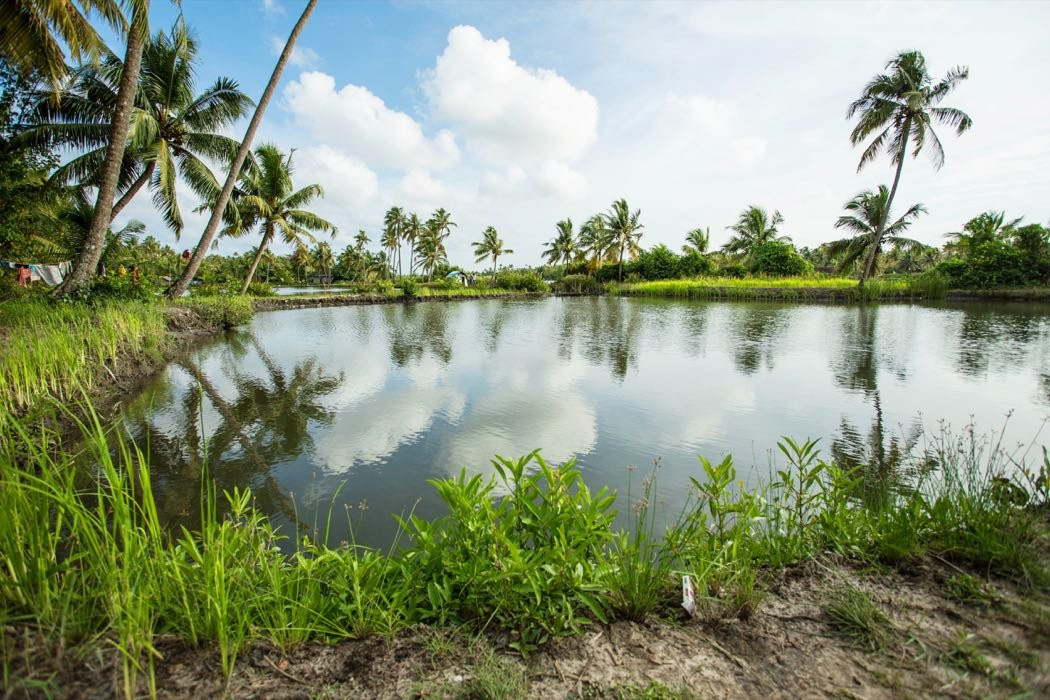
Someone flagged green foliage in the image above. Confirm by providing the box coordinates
[824,585,893,651]
[400,278,419,299]
[749,241,813,276]
[175,295,253,329]
[678,251,713,277]
[401,451,615,653]
[553,274,601,294]
[633,244,681,280]
[491,269,548,292]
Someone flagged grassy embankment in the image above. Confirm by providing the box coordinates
[0,296,251,421]
[610,275,949,301]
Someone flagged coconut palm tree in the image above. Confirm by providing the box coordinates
[415,225,448,281]
[354,229,370,251]
[403,212,422,275]
[848,50,972,285]
[382,206,405,277]
[215,143,335,293]
[542,218,575,266]
[289,244,312,284]
[577,214,613,270]
[312,241,333,285]
[426,207,455,241]
[828,186,926,275]
[723,206,789,260]
[473,225,513,275]
[380,224,399,278]
[604,199,643,282]
[0,0,125,89]
[682,227,710,255]
[28,20,253,234]
[944,211,1022,258]
[167,0,318,299]
[54,0,149,296]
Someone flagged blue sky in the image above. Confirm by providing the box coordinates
[112,0,1050,267]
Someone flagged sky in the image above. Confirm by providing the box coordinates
[108,0,1050,268]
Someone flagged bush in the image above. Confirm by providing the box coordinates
[719,263,748,278]
[936,241,1032,288]
[679,251,714,277]
[400,278,418,299]
[176,295,253,329]
[634,244,680,280]
[749,241,813,277]
[242,281,275,297]
[493,270,549,292]
[553,274,601,294]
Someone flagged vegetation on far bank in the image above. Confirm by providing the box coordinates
[1,402,1046,696]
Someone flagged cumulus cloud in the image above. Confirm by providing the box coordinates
[729,137,767,166]
[269,36,320,68]
[295,145,379,210]
[283,72,460,171]
[398,170,449,208]
[422,25,599,165]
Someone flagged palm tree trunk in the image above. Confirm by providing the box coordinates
[241,226,273,293]
[110,161,155,221]
[54,3,149,297]
[618,244,625,282]
[859,117,911,287]
[166,0,318,300]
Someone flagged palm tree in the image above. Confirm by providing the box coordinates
[54,0,150,296]
[218,143,335,293]
[354,229,370,251]
[403,213,422,275]
[723,206,789,260]
[828,186,926,275]
[848,50,972,285]
[29,20,253,234]
[542,218,575,266]
[312,241,333,285]
[682,227,710,255]
[604,199,643,282]
[0,0,125,89]
[167,0,318,299]
[473,225,513,275]
[577,214,613,270]
[289,244,312,284]
[380,224,399,278]
[382,206,405,277]
[426,207,456,240]
[415,226,448,281]
[944,211,1022,258]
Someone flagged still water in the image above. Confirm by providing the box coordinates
[124,297,1050,548]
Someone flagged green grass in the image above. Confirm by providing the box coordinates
[610,274,948,301]
[0,398,1046,695]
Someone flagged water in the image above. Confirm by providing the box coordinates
[273,285,351,296]
[123,297,1050,548]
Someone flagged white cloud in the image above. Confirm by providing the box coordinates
[729,137,767,167]
[269,36,320,68]
[260,0,283,17]
[422,25,599,165]
[295,145,378,210]
[666,94,733,135]
[283,71,460,171]
[398,169,449,207]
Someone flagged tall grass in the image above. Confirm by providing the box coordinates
[0,402,1046,696]
[611,274,948,301]
[0,300,169,418]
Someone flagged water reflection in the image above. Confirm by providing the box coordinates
[122,298,1050,549]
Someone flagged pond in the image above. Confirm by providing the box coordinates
[123,297,1050,549]
[273,285,352,296]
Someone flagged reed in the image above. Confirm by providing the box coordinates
[611,274,947,301]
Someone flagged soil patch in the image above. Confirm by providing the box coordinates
[5,556,1048,698]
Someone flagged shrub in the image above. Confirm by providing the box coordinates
[493,270,549,292]
[936,241,1030,288]
[554,274,601,294]
[679,251,713,277]
[634,244,680,280]
[749,241,813,277]
[176,295,253,329]
[718,263,748,278]
[400,278,419,299]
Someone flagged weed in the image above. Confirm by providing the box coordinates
[946,631,992,676]
[945,574,997,607]
[824,586,893,652]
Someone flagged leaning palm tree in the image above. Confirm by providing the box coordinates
[415,225,448,281]
[542,218,575,266]
[604,199,643,282]
[828,186,926,275]
[382,206,405,277]
[402,213,422,275]
[0,0,125,89]
[682,227,710,255]
[215,143,335,293]
[54,0,150,296]
[723,206,789,260]
[167,0,318,299]
[29,20,253,234]
[577,214,613,270]
[848,50,972,285]
[473,225,513,275]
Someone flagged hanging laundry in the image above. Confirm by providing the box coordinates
[2,259,72,286]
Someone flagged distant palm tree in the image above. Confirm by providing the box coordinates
[426,207,456,240]
[382,206,405,277]
[604,199,643,282]
[578,214,613,270]
[723,205,788,260]
[473,225,513,275]
[415,226,448,281]
[29,20,253,233]
[289,245,312,284]
[380,225,399,277]
[848,50,971,285]
[312,241,333,284]
[944,211,1023,258]
[543,218,575,266]
[216,143,335,293]
[354,229,369,251]
[682,227,710,255]
[828,186,926,275]
[1,0,125,89]
[403,213,422,275]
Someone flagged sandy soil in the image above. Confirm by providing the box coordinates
[4,555,1047,699]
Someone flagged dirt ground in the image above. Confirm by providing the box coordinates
[4,554,1048,699]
